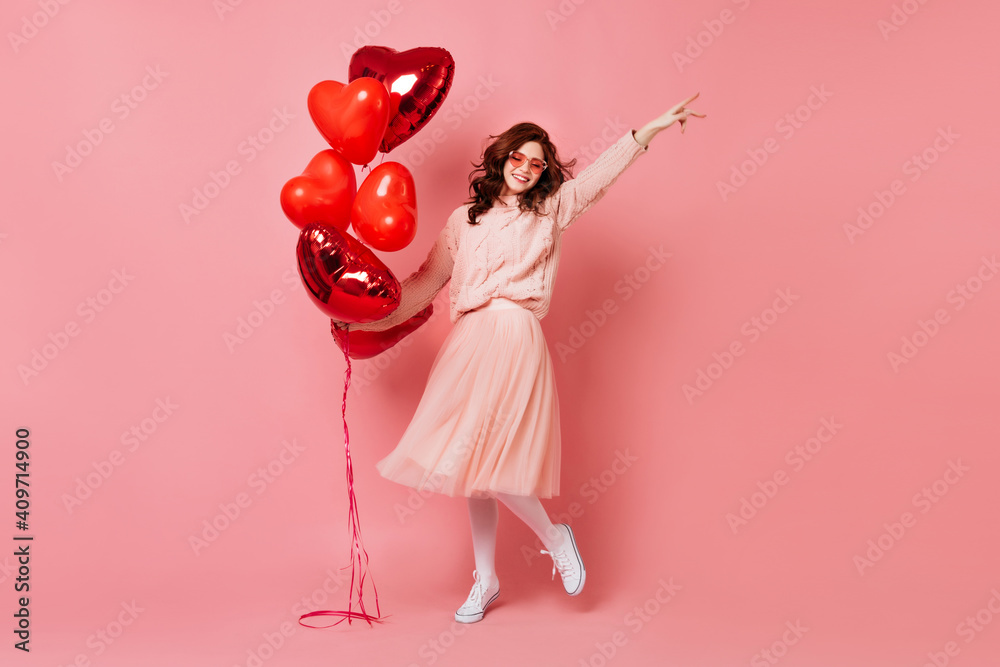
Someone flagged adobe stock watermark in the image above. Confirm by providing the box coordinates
[725,416,843,535]
[578,577,683,667]
[543,0,592,32]
[351,289,450,396]
[188,439,306,555]
[672,0,754,72]
[61,397,180,514]
[337,0,415,61]
[682,288,800,404]
[716,85,832,202]
[8,0,74,55]
[393,74,501,173]
[750,620,809,667]
[521,447,638,566]
[17,268,135,386]
[843,127,959,244]
[921,588,1000,667]
[887,254,997,372]
[179,106,295,224]
[853,458,970,575]
[224,269,299,352]
[554,244,672,363]
[232,621,297,667]
[394,409,514,524]
[563,117,632,168]
[57,600,145,665]
[878,0,935,40]
[51,65,168,182]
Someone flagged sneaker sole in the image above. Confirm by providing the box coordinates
[561,524,586,596]
[454,588,500,623]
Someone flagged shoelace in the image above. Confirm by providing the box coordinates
[540,547,574,581]
[462,571,490,609]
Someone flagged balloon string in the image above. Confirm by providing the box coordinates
[298,330,385,629]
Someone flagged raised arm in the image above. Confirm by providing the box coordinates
[551,92,705,231]
[346,221,455,332]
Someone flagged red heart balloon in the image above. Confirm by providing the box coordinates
[280,149,356,231]
[330,304,433,359]
[352,162,417,252]
[307,78,389,165]
[296,223,400,323]
[348,46,455,154]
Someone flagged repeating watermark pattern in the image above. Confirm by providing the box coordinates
[887,254,997,372]
[393,74,502,173]
[726,417,843,535]
[51,66,169,182]
[671,0,753,72]
[17,268,135,386]
[224,270,299,353]
[57,600,144,665]
[554,245,672,363]
[843,127,959,244]
[232,622,296,667]
[716,85,832,202]
[521,448,639,566]
[682,288,800,404]
[338,0,413,60]
[7,0,74,54]
[213,0,248,21]
[544,0,591,31]
[288,568,352,620]
[61,397,180,514]
[853,459,969,575]
[578,578,682,667]
[188,439,306,556]
[563,117,631,168]
[393,409,514,524]
[179,107,295,223]
[750,620,809,667]
[921,588,1000,667]
[878,0,935,40]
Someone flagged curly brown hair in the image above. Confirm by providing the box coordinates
[464,122,577,225]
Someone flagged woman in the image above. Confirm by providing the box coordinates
[342,93,705,623]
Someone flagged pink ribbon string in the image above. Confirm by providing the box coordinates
[299,331,385,628]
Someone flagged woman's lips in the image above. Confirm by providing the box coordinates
[513,173,529,183]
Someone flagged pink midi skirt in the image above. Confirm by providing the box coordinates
[375,298,561,499]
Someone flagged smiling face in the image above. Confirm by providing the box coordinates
[499,140,545,197]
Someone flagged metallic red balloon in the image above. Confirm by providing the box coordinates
[330,304,433,359]
[296,223,400,323]
[352,162,417,252]
[307,79,389,165]
[348,46,455,154]
[280,149,356,231]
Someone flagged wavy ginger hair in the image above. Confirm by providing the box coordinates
[464,122,576,225]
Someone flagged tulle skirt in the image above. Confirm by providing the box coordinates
[375,298,561,498]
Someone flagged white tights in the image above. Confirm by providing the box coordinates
[466,493,566,585]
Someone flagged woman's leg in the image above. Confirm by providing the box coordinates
[466,495,499,584]
[494,492,565,552]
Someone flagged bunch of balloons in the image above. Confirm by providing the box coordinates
[282,46,455,358]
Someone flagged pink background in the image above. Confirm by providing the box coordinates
[4,0,999,665]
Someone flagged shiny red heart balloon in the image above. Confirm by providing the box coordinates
[307,78,389,165]
[280,149,356,231]
[330,304,433,359]
[352,162,417,252]
[348,46,455,154]
[296,223,400,323]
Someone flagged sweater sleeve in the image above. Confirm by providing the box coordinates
[549,129,649,232]
[348,218,455,333]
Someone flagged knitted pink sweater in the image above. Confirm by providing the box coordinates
[351,129,649,331]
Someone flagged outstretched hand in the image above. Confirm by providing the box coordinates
[634,93,706,146]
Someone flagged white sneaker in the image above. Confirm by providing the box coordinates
[540,523,586,596]
[454,570,500,623]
